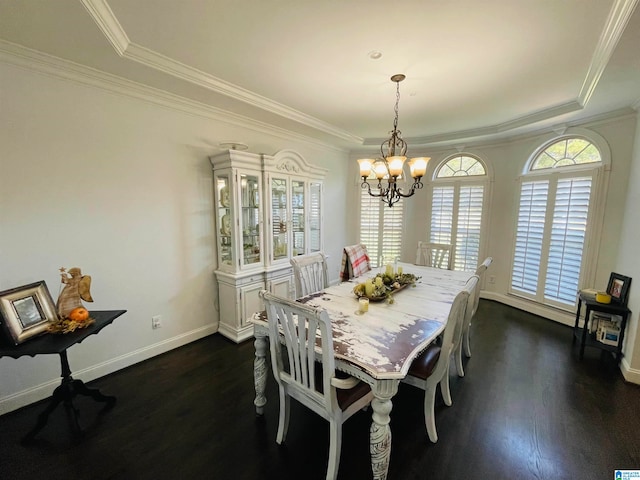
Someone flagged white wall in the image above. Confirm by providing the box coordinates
[613,111,640,381]
[0,61,350,413]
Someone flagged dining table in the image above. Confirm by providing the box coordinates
[251,262,475,480]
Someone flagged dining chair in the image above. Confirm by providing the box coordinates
[262,291,374,480]
[415,242,453,270]
[340,244,371,280]
[461,256,493,359]
[451,275,481,380]
[401,275,478,443]
[290,252,329,298]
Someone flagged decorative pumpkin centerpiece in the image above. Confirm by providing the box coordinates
[68,306,90,322]
[353,272,420,303]
[48,267,95,334]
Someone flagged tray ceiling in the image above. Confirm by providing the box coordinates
[1,0,639,149]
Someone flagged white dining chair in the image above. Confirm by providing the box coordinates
[290,252,329,298]
[402,275,478,443]
[415,242,453,270]
[461,256,493,359]
[451,275,481,380]
[262,291,374,480]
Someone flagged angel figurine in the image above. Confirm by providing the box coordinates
[56,267,93,318]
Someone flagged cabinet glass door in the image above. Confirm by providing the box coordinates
[309,181,322,252]
[271,177,288,261]
[291,180,305,256]
[216,174,233,268]
[240,173,261,267]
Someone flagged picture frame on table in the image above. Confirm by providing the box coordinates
[0,281,58,345]
[606,272,632,305]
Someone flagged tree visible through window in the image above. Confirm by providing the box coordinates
[430,155,487,271]
[511,137,601,308]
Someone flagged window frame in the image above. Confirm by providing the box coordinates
[427,153,491,272]
[508,131,610,311]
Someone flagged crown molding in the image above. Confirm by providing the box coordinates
[364,100,583,147]
[0,40,348,154]
[81,0,637,151]
[578,0,639,106]
[353,107,636,154]
[79,0,130,55]
[80,0,362,144]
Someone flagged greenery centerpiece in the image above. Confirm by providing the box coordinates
[353,272,420,302]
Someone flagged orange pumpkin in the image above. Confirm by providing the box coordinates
[68,307,89,322]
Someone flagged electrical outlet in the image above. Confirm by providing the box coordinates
[151,315,162,329]
[489,275,496,284]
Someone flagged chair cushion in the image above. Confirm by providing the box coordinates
[314,366,372,411]
[336,380,371,411]
[407,344,442,380]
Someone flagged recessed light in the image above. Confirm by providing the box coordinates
[368,51,382,60]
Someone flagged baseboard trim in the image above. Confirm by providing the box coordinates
[0,323,218,415]
[481,291,575,326]
[620,359,640,384]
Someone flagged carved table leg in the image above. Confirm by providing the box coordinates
[253,332,268,415]
[370,379,399,480]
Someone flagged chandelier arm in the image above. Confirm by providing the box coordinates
[395,179,424,198]
[361,180,386,198]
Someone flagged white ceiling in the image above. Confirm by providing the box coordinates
[1,0,639,150]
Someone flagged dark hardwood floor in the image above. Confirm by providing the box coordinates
[1,300,639,480]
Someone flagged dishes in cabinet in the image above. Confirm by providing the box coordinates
[220,213,231,236]
[220,186,230,207]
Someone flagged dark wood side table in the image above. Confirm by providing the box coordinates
[0,310,126,443]
[573,294,629,361]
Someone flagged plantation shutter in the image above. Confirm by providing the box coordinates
[455,185,484,271]
[359,189,403,268]
[544,177,592,304]
[430,186,454,245]
[309,182,322,252]
[512,180,549,295]
[431,185,484,271]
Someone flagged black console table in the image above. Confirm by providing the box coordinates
[0,310,126,443]
[573,293,629,361]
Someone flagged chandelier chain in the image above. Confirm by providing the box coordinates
[393,80,400,133]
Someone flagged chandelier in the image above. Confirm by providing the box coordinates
[357,74,430,207]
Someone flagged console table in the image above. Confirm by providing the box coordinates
[0,310,126,443]
[573,293,629,361]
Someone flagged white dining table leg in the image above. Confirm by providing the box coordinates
[370,379,399,480]
[253,332,268,415]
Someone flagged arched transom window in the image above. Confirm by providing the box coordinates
[436,155,486,177]
[530,138,600,170]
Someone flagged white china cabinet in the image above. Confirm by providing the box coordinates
[210,149,326,343]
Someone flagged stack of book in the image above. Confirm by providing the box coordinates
[592,314,621,346]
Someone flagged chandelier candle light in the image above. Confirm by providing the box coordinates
[358,74,430,207]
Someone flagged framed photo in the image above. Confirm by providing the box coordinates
[607,272,632,306]
[0,281,58,345]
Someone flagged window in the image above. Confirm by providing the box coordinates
[430,155,488,271]
[359,186,404,268]
[511,137,602,309]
